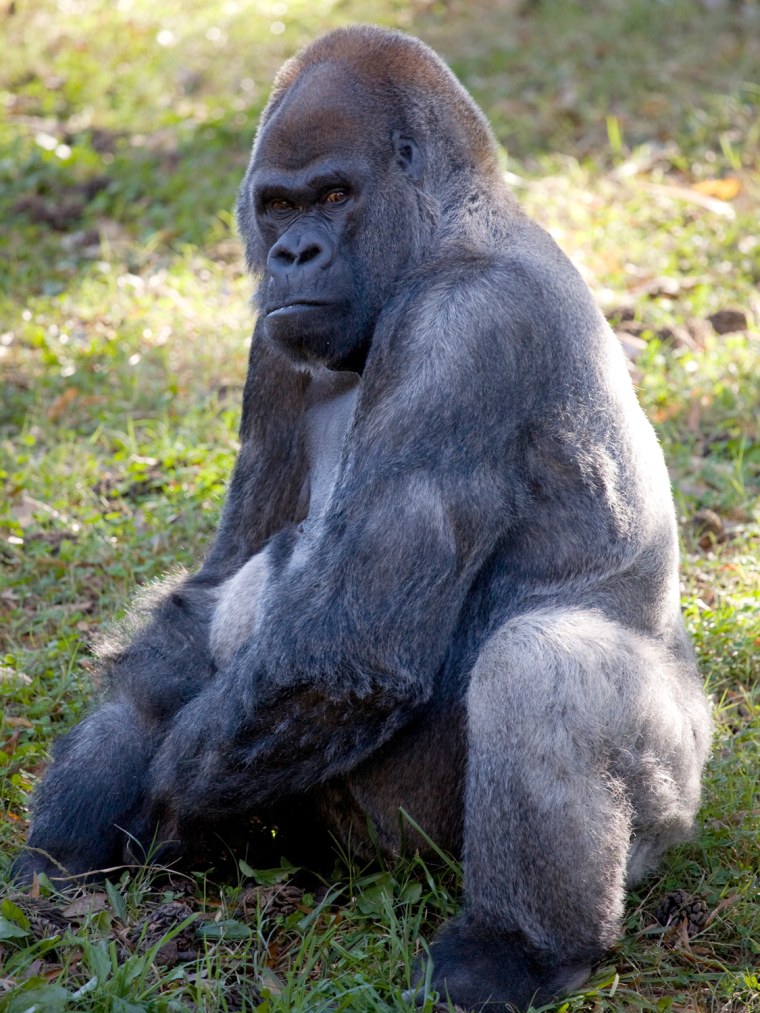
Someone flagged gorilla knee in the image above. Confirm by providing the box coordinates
[469,606,709,792]
[463,607,710,960]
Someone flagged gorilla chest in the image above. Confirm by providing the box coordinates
[298,368,361,527]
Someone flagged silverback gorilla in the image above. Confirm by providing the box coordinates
[15,26,712,1011]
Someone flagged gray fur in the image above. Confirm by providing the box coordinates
[210,367,359,666]
[465,607,711,959]
[210,549,271,668]
[14,26,712,1011]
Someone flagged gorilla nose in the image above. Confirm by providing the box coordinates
[268,233,333,278]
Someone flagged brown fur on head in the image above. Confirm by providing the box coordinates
[254,25,500,182]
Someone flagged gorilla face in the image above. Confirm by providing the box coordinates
[240,65,426,372]
[251,150,374,370]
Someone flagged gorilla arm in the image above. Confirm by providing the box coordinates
[144,289,522,833]
[147,465,507,829]
[199,322,310,578]
[98,324,310,722]
[148,482,460,826]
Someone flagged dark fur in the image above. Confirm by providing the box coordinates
[14,26,711,1010]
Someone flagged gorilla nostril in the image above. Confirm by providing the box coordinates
[269,239,328,274]
[271,241,296,266]
[298,244,323,266]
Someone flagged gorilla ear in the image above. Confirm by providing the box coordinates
[392,130,424,182]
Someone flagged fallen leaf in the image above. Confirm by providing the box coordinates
[0,666,32,685]
[1,730,21,755]
[708,308,748,334]
[704,894,739,928]
[692,177,742,200]
[47,387,79,421]
[62,892,110,919]
[259,967,286,996]
[641,181,735,218]
[6,717,33,729]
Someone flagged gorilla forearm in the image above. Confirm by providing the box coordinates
[153,490,476,823]
[147,673,428,825]
[149,460,491,832]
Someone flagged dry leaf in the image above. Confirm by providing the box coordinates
[47,387,79,421]
[642,181,735,218]
[6,716,33,728]
[0,666,32,685]
[691,177,742,200]
[1,729,21,755]
[704,894,739,928]
[62,892,110,918]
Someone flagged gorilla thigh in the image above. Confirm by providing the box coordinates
[430,607,710,1009]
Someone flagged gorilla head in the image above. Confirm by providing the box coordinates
[236,26,500,371]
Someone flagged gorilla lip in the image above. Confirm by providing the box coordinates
[267,301,330,316]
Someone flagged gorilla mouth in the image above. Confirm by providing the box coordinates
[267,301,330,316]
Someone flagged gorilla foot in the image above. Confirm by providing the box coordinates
[10,847,100,890]
[411,918,592,1011]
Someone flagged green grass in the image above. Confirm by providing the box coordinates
[1,0,758,1010]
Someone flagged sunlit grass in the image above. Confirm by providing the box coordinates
[1,1,758,1010]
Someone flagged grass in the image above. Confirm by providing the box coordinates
[1,0,758,1009]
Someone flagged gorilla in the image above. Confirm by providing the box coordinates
[14,25,712,1012]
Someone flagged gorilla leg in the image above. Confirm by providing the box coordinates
[11,701,156,885]
[14,578,221,884]
[425,608,711,1010]
[316,701,467,862]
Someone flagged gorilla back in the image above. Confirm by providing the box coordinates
[15,25,711,1012]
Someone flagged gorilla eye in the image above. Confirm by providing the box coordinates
[322,189,348,205]
[267,198,296,213]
